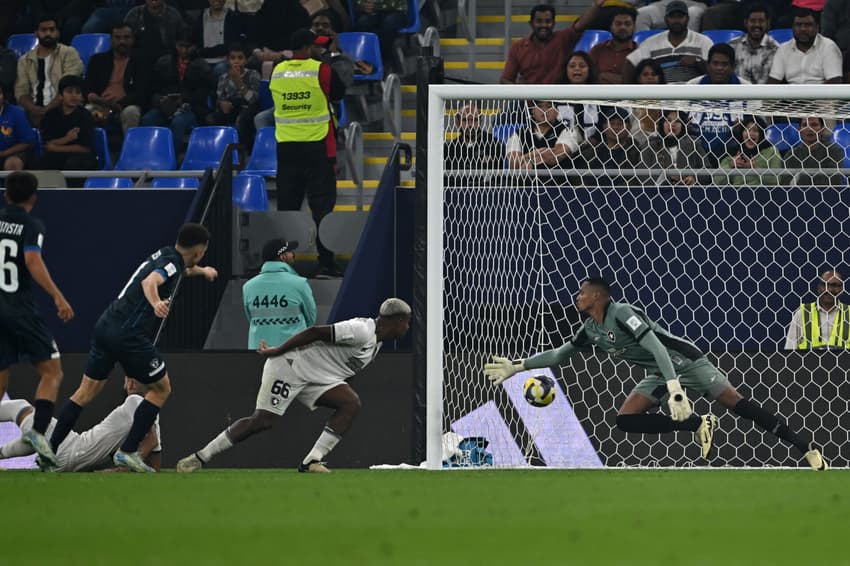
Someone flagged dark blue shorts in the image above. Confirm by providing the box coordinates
[0,311,60,370]
[84,323,167,384]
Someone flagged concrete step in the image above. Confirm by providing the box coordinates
[468,14,579,39]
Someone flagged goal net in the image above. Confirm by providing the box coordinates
[425,84,850,469]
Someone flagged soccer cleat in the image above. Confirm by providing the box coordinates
[176,453,204,473]
[695,414,718,459]
[298,460,331,473]
[113,449,155,473]
[23,429,59,468]
[804,443,829,471]
[35,454,57,472]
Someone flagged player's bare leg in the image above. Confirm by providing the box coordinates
[714,384,827,470]
[114,374,171,472]
[177,409,277,472]
[299,384,362,473]
[20,359,63,467]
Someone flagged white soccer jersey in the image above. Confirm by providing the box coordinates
[288,317,382,379]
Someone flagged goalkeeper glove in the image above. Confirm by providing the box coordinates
[483,356,524,385]
[666,379,692,421]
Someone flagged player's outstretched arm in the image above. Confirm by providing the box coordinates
[24,250,74,322]
[637,331,692,421]
[258,325,333,357]
[184,265,218,281]
[484,342,578,385]
[141,271,170,318]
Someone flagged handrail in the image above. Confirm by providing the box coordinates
[344,121,365,210]
[458,0,477,75]
[421,25,440,57]
[382,72,402,143]
[504,0,512,59]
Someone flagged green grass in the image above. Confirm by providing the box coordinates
[2,469,848,565]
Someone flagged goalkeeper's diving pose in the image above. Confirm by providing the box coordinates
[484,277,828,470]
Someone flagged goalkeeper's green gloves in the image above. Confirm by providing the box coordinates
[666,379,692,421]
[483,356,525,385]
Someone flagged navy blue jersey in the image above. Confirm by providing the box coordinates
[100,246,185,335]
[0,204,46,314]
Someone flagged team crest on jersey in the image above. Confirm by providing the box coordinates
[150,358,160,369]
[271,397,280,406]
[607,331,616,342]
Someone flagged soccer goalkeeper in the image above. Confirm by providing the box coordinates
[484,277,828,470]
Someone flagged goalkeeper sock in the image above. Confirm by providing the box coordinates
[196,429,235,464]
[733,398,810,454]
[303,426,342,464]
[616,413,702,434]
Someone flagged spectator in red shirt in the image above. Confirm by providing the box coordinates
[589,7,638,83]
[501,0,606,84]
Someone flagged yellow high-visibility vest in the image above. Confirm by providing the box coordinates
[798,302,850,349]
[269,58,330,143]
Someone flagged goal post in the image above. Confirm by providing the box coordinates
[424,84,850,470]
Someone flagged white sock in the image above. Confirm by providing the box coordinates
[0,399,32,423]
[303,426,342,465]
[0,413,36,459]
[196,429,234,463]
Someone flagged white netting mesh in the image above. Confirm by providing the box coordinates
[434,88,850,468]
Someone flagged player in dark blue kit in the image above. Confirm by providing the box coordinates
[49,223,217,472]
[0,171,74,467]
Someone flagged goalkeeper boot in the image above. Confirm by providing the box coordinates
[176,453,204,473]
[804,443,829,471]
[695,414,718,459]
[113,449,155,473]
[298,460,330,473]
[23,429,58,468]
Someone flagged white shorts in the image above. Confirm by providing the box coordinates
[255,356,347,416]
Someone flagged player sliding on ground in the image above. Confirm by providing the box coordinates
[484,277,828,470]
[176,298,411,473]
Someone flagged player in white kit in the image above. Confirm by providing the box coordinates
[0,377,161,471]
[176,298,411,473]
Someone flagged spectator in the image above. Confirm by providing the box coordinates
[27,0,86,40]
[249,0,311,78]
[629,58,665,148]
[575,105,643,186]
[140,33,214,153]
[635,0,708,32]
[0,83,37,171]
[125,0,188,67]
[641,110,706,185]
[444,104,504,171]
[768,7,842,83]
[14,16,84,128]
[556,51,600,143]
[0,46,17,97]
[716,116,781,186]
[818,0,850,80]
[192,0,243,79]
[39,75,97,185]
[728,4,781,84]
[624,0,713,84]
[590,7,638,84]
[352,0,408,70]
[207,43,260,146]
[506,100,579,169]
[501,0,605,85]
[783,116,845,185]
[785,271,849,349]
[84,22,149,136]
[81,1,138,34]
[793,0,826,22]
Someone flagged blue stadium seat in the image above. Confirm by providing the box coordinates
[93,127,112,170]
[84,177,133,188]
[151,177,200,188]
[31,128,43,160]
[337,99,348,129]
[114,127,176,170]
[180,126,239,170]
[768,28,793,44]
[492,123,521,144]
[6,33,37,58]
[258,79,273,111]
[233,174,268,211]
[702,29,744,44]
[337,32,384,81]
[633,29,665,44]
[832,125,850,167]
[243,127,277,176]
[71,33,111,71]
[765,123,801,152]
[397,0,421,34]
[574,29,612,53]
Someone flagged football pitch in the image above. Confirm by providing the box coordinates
[3,469,847,565]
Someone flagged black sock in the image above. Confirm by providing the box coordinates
[616,413,703,433]
[50,400,83,451]
[733,398,810,454]
[32,399,54,435]
[120,400,160,453]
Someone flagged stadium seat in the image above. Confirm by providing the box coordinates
[337,99,348,129]
[6,33,37,58]
[702,29,744,44]
[84,177,133,188]
[31,128,43,160]
[633,29,665,44]
[765,123,801,152]
[574,30,612,53]
[832,125,850,167]
[151,177,200,188]
[71,33,111,71]
[233,174,268,211]
[767,28,793,44]
[492,123,521,144]
[338,32,384,81]
[180,126,239,170]
[397,0,421,34]
[258,79,273,111]
[114,127,177,171]
[243,127,277,176]
[93,127,112,170]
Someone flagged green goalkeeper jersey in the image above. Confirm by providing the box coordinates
[525,301,705,379]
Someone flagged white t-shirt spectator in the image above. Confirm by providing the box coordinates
[768,34,843,83]
[626,30,714,83]
[506,127,580,155]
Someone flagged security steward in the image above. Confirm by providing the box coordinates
[785,270,850,350]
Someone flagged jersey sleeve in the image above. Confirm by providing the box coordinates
[613,304,651,341]
[23,217,44,253]
[151,253,181,282]
[332,318,374,347]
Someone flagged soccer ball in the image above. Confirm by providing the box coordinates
[523,375,556,407]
